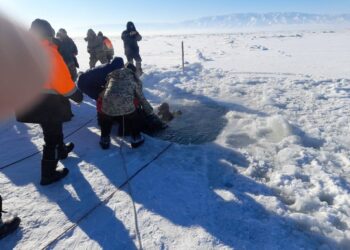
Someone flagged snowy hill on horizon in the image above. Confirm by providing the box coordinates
[71,12,350,36]
[180,12,350,29]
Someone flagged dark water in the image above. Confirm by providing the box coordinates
[153,101,228,145]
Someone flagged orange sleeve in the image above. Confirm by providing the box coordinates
[43,41,77,96]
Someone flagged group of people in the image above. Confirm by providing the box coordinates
[0,18,175,239]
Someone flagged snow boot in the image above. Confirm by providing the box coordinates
[58,142,74,160]
[40,160,69,186]
[131,134,145,148]
[136,62,143,77]
[0,196,21,239]
[99,136,110,150]
[40,145,69,186]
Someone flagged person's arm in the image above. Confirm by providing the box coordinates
[67,89,83,103]
[71,38,78,56]
[135,32,142,42]
[121,31,128,41]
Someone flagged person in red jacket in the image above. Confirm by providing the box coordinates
[16,19,83,186]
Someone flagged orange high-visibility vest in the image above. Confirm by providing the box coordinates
[103,38,113,50]
[42,40,77,96]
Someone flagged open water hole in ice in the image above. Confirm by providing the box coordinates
[153,100,228,145]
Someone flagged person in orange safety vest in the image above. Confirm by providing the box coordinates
[16,19,83,186]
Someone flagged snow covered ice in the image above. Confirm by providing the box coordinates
[2,29,350,249]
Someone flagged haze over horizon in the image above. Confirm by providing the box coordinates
[0,0,350,35]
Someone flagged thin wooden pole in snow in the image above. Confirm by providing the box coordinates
[181,41,185,73]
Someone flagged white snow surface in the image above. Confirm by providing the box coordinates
[2,29,350,249]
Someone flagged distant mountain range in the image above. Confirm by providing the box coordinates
[179,12,350,29]
[73,12,350,36]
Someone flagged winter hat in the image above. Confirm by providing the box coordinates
[126,22,136,31]
[30,19,55,39]
[57,28,67,36]
[97,31,103,36]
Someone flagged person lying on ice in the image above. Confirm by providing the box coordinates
[16,19,83,186]
[98,64,154,149]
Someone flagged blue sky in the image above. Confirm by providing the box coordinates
[0,0,349,31]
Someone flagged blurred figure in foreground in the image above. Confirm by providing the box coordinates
[121,22,143,76]
[0,15,50,240]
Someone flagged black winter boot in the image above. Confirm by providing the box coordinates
[131,134,145,148]
[0,196,21,239]
[58,142,74,160]
[40,160,69,186]
[40,145,69,186]
[99,136,110,150]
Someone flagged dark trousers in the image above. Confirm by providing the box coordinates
[99,112,142,139]
[40,123,63,160]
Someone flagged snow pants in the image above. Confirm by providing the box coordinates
[99,112,142,139]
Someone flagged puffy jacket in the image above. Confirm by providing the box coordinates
[85,29,103,54]
[57,36,78,65]
[121,22,142,56]
[102,68,153,117]
[77,57,124,100]
[16,40,82,124]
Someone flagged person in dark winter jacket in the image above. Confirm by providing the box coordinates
[85,29,108,68]
[16,19,83,186]
[77,57,124,127]
[77,57,124,100]
[97,31,114,63]
[121,22,143,76]
[56,28,79,81]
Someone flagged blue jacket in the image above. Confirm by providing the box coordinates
[77,57,124,100]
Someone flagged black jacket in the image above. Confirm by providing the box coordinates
[57,36,78,65]
[77,57,124,100]
[121,22,142,56]
[16,93,81,124]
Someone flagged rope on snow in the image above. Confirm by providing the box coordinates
[42,141,173,249]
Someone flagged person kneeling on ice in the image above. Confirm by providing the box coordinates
[124,63,167,134]
[99,64,154,149]
[16,19,83,186]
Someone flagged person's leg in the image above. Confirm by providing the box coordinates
[0,195,21,239]
[134,54,143,77]
[126,54,134,65]
[40,122,69,185]
[89,53,97,68]
[124,112,144,148]
[99,114,113,149]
